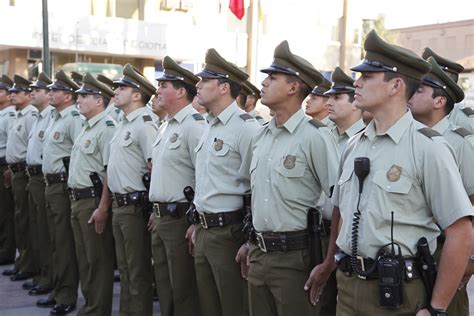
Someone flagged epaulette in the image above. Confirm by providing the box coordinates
[31,112,38,117]
[417,127,442,139]
[143,115,152,122]
[461,107,474,117]
[105,120,115,127]
[255,115,263,120]
[71,110,80,117]
[115,108,121,114]
[9,112,15,117]
[309,119,326,129]
[239,113,254,121]
[192,113,204,121]
[453,127,472,138]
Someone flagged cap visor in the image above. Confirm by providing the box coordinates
[194,70,221,79]
[156,74,181,81]
[350,62,385,73]
[260,66,295,75]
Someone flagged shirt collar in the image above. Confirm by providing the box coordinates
[208,101,240,126]
[86,109,108,128]
[18,104,36,116]
[345,119,366,138]
[58,104,77,118]
[170,104,194,124]
[39,105,54,118]
[363,110,412,144]
[268,109,306,134]
[431,116,450,135]
[125,106,147,122]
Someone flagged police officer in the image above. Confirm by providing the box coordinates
[0,75,16,267]
[193,48,260,316]
[6,75,39,282]
[408,57,474,316]
[38,70,82,315]
[107,64,158,316]
[25,72,54,295]
[304,77,335,129]
[148,56,204,316]
[97,74,122,123]
[331,30,473,315]
[68,73,116,315]
[324,67,365,150]
[421,47,474,134]
[246,40,339,315]
[238,80,265,125]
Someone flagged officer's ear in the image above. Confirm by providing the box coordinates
[433,95,447,110]
[388,77,404,98]
[287,80,299,96]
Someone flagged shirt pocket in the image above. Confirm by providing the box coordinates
[209,140,230,157]
[168,138,182,150]
[275,155,305,178]
[80,139,96,155]
[52,131,65,143]
[120,137,133,147]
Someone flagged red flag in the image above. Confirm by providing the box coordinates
[229,0,245,20]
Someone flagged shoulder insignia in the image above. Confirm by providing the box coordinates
[255,115,263,120]
[453,127,472,138]
[239,113,254,121]
[263,121,269,126]
[192,113,204,121]
[115,108,121,114]
[9,112,15,117]
[31,112,38,117]
[143,115,152,122]
[461,107,474,117]
[105,120,115,127]
[309,119,326,129]
[71,110,80,117]
[417,127,442,139]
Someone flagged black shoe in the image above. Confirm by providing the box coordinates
[10,271,36,281]
[0,259,14,266]
[37,297,56,308]
[50,304,75,315]
[22,280,37,290]
[2,267,18,276]
[29,285,52,296]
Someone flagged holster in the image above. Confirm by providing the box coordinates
[307,207,323,268]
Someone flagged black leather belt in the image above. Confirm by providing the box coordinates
[198,209,244,229]
[27,164,43,177]
[113,191,148,207]
[153,202,188,218]
[0,156,7,166]
[44,172,68,185]
[255,230,309,252]
[337,254,421,280]
[9,161,27,173]
[69,187,100,201]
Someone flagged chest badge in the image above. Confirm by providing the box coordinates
[169,133,178,143]
[16,125,22,132]
[38,131,44,139]
[213,138,224,151]
[283,155,296,169]
[386,165,402,182]
[124,131,131,140]
[84,139,91,148]
[53,131,60,140]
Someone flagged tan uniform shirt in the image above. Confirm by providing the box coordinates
[332,111,473,258]
[332,118,365,151]
[251,109,340,232]
[432,116,474,196]
[42,105,83,174]
[321,115,336,130]
[26,105,54,165]
[107,106,158,194]
[194,102,260,214]
[149,104,205,203]
[106,103,122,123]
[449,102,474,134]
[68,110,116,189]
[0,106,16,158]
[6,105,38,163]
[248,109,266,125]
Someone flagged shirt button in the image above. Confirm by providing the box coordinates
[387,185,391,189]
[264,219,268,222]
[372,146,376,149]
[268,158,272,162]
[266,179,270,183]
[264,198,268,202]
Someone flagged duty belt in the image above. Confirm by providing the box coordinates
[113,191,147,207]
[69,187,99,201]
[0,156,7,166]
[255,230,309,252]
[153,202,188,218]
[337,254,422,280]
[27,164,43,177]
[9,161,27,173]
[198,209,244,229]
[44,172,68,185]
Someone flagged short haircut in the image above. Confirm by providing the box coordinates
[170,80,197,103]
[217,78,241,99]
[285,75,312,101]
[431,86,454,115]
[383,72,421,101]
[92,94,110,107]
[131,87,151,105]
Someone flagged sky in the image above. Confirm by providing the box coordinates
[355,0,474,29]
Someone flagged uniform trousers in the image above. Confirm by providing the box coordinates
[112,203,153,316]
[0,164,15,262]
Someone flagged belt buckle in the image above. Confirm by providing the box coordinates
[356,256,367,280]
[199,213,208,229]
[154,204,161,218]
[256,232,267,253]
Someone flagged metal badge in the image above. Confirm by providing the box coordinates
[124,131,131,140]
[169,133,178,143]
[38,131,44,139]
[16,125,22,132]
[53,131,60,140]
[283,155,296,169]
[84,139,91,148]
[213,139,224,151]
[386,165,402,182]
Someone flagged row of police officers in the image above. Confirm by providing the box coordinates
[0,29,473,316]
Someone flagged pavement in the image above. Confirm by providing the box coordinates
[0,264,161,316]
[0,263,472,315]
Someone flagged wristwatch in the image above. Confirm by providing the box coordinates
[428,305,447,316]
